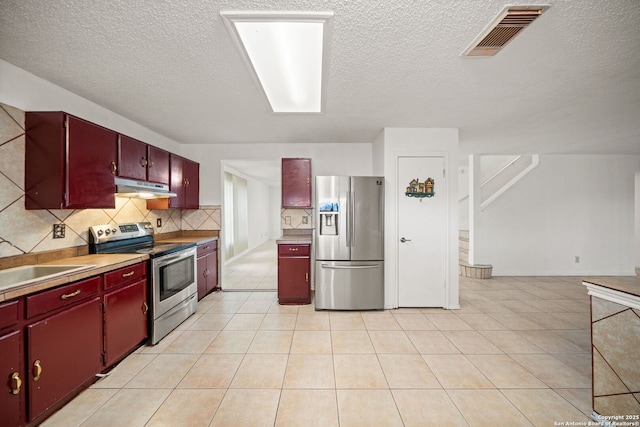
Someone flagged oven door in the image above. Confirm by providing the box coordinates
[151,246,197,319]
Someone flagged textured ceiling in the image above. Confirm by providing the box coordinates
[1,0,639,154]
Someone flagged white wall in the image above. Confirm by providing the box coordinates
[269,185,282,239]
[458,165,470,229]
[380,128,460,309]
[0,60,182,153]
[372,131,384,176]
[476,155,640,276]
[181,143,373,205]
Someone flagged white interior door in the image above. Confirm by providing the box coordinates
[397,156,446,307]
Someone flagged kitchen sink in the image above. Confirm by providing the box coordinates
[0,265,95,291]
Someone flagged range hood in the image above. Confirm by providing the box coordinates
[115,177,177,199]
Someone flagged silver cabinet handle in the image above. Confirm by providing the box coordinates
[400,237,411,242]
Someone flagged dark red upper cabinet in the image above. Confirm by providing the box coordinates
[118,135,170,184]
[25,112,117,209]
[169,155,184,209]
[183,158,200,209]
[117,135,147,181]
[169,154,199,209]
[282,158,312,208]
[147,145,170,184]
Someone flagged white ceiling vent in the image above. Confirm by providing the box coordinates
[463,5,549,57]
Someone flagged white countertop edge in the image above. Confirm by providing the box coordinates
[582,281,640,311]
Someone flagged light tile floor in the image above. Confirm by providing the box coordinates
[42,275,595,426]
[223,240,277,291]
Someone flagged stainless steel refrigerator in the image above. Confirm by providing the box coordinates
[315,176,384,310]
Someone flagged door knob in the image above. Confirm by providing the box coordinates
[400,237,411,243]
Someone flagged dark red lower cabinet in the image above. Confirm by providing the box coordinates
[277,244,311,304]
[27,297,102,422]
[0,329,23,427]
[103,280,148,366]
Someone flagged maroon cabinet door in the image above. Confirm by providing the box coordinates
[147,146,170,184]
[208,249,218,293]
[197,255,208,300]
[197,241,218,300]
[169,155,184,209]
[0,330,24,427]
[118,135,148,181]
[169,155,200,209]
[278,247,311,304]
[103,280,148,366]
[66,116,117,208]
[282,158,312,208]
[27,297,102,421]
[183,158,200,209]
[25,112,66,209]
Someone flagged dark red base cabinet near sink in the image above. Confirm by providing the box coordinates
[0,327,23,427]
[27,297,102,422]
[0,262,148,427]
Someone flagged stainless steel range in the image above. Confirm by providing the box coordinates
[89,222,197,345]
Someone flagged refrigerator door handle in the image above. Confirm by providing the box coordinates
[321,264,380,270]
[350,191,355,247]
[346,191,352,247]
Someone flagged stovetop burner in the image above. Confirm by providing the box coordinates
[88,222,195,258]
[123,242,194,257]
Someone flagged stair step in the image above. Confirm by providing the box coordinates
[459,263,492,279]
[459,230,469,239]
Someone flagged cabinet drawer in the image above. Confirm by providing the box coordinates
[197,240,217,257]
[104,262,147,290]
[278,244,310,257]
[0,300,19,330]
[26,276,101,319]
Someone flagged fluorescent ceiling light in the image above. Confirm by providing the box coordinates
[221,11,333,113]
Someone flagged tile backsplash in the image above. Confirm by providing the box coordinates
[281,208,314,230]
[0,102,220,258]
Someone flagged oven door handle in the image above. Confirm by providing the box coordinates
[154,248,196,267]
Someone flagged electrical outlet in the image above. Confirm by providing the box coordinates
[302,216,308,224]
[575,256,580,263]
[285,216,291,225]
[53,223,65,239]
[157,218,162,227]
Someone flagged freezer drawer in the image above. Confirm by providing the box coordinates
[315,261,384,310]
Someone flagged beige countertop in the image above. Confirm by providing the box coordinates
[0,253,149,302]
[276,235,312,245]
[582,276,640,298]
